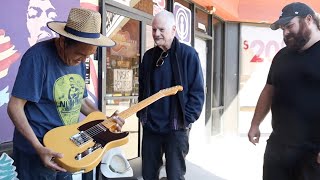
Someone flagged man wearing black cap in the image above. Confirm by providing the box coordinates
[248,2,320,180]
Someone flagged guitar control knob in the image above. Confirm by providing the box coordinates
[76,153,82,160]
[88,147,93,154]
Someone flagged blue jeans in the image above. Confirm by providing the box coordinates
[13,147,72,180]
[142,128,189,180]
[263,142,320,180]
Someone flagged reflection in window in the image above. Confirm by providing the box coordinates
[112,0,165,15]
[104,12,141,159]
[105,14,140,99]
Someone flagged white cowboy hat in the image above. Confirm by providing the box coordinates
[100,147,133,178]
[47,8,115,47]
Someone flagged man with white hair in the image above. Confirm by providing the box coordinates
[138,10,204,180]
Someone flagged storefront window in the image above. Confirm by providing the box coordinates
[104,11,141,159]
[196,8,209,34]
[112,0,167,15]
[174,0,190,8]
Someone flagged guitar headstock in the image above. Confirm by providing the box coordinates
[159,85,183,96]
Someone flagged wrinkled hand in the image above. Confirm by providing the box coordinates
[248,125,260,145]
[36,146,66,172]
[109,110,125,132]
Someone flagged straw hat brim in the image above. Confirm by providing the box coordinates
[48,21,115,47]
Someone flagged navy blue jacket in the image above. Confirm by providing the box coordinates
[138,37,204,130]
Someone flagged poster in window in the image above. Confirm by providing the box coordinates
[113,69,133,92]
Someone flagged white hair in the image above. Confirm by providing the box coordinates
[153,10,176,28]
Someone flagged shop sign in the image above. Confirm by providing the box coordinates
[174,2,191,45]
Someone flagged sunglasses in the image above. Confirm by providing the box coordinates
[156,51,168,67]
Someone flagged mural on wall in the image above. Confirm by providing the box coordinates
[0,0,101,143]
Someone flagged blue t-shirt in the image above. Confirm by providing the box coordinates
[11,39,88,153]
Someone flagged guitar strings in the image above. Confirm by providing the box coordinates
[80,120,115,142]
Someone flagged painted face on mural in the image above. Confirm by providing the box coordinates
[27,0,58,46]
[282,16,312,51]
[152,16,176,51]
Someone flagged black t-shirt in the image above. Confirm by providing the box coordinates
[267,40,320,146]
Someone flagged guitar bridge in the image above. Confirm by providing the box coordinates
[70,131,92,146]
[75,143,102,160]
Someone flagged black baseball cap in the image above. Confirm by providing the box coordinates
[270,2,315,30]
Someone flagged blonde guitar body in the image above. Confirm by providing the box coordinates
[44,112,128,173]
[43,85,183,173]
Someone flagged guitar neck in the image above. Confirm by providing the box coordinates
[101,85,182,129]
[119,91,164,119]
[101,91,165,128]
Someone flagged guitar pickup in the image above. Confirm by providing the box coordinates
[75,143,102,160]
[70,131,92,146]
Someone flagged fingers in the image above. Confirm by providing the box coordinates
[112,110,120,116]
[46,157,67,172]
[248,126,260,146]
[249,136,259,145]
[52,152,64,159]
[248,131,260,145]
[112,115,125,126]
[114,123,122,132]
[110,110,125,128]
[40,147,66,172]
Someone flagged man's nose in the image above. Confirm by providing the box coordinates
[283,28,290,36]
[154,29,161,36]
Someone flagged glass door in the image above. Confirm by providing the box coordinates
[101,3,154,159]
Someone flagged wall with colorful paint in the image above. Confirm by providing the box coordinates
[0,0,100,143]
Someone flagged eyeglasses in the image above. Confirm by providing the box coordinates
[156,51,168,67]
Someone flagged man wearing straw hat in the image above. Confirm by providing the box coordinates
[7,8,124,179]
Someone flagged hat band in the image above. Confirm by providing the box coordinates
[64,26,100,38]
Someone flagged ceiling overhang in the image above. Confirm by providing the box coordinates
[192,0,320,24]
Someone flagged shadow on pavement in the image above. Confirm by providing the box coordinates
[185,160,226,180]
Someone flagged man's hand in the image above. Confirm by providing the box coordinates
[109,110,125,132]
[248,125,260,145]
[317,152,320,164]
[35,145,67,172]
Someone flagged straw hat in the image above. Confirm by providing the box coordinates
[47,8,115,47]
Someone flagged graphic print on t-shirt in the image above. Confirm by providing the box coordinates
[54,74,85,125]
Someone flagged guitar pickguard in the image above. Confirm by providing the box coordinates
[76,120,129,147]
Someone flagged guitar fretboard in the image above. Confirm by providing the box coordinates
[101,91,165,128]
[100,85,182,129]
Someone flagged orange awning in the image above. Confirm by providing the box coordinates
[193,0,320,23]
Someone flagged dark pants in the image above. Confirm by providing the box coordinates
[13,147,72,180]
[263,142,320,180]
[142,128,189,180]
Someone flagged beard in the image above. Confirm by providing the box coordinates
[284,20,311,51]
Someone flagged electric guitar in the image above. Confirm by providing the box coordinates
[43,85,183,173]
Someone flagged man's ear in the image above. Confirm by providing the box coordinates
[306,14,313,25]
[172,25,177,35]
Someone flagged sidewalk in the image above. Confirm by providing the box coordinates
[186,135,268,180]
[74,135,268,180]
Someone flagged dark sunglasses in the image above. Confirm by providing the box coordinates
[156,51,168,67]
